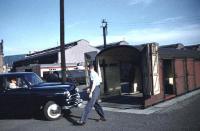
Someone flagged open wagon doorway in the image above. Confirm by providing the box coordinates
[162,59,176,99]
[96,45,144,107]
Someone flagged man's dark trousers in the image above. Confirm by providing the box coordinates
[80,86,104,122]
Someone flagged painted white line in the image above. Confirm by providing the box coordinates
[79,89,200,115]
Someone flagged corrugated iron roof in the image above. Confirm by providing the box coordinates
[184,44,200,51]
[160,43,184,49]
[26,40,82,57]
[96,41,129,50]
[97,42,200,59]
[159,47,200,59]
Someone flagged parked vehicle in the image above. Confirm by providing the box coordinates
[43,70,86,85]
[0,72,82,120]
[58,70,86,85]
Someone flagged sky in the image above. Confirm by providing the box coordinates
[0,0,200,55]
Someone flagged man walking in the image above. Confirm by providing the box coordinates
[76,64,106,125]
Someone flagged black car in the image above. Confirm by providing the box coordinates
[0,72,82,120]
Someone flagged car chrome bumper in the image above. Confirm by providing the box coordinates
[62,93,83,110]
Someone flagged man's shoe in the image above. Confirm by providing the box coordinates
[76,120,85,126]
[99,117,106,121]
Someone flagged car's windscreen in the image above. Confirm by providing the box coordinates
[24,73,43,86]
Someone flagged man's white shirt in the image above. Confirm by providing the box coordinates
[90,70,101,88]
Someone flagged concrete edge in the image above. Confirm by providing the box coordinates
[79,89,200,115]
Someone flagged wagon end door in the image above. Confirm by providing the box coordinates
[174,59,187,95]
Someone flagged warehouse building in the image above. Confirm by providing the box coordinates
[13,39,99,80]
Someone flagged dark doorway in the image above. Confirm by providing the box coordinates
[163,59,175,97]
[120,62,134,93]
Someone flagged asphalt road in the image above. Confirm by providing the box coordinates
[0,94,200,131]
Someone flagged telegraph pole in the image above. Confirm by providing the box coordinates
[60,0,67,83]
[0,39,3,55]
[101,19,107,49]
[0,39,4,73]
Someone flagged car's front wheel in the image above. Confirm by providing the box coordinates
[43,101,62,121]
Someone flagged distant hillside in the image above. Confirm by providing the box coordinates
[4,54,26,67]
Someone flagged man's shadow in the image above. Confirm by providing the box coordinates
[63,110,100,125]
[63,113,80,125]
[64,114,100,125]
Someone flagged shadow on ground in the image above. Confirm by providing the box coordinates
[79,89,144,109]
[63,113,100,125]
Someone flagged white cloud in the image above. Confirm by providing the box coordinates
[66,21,87,29]
[129,0,154,6]
[126,24,200,44]
[89,24,200,46]
[152,16,183,25]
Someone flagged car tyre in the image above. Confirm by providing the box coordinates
[43,101,62,121]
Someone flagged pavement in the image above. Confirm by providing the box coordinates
[79,85,200,115]
[0,87,200,131]
[99,89,200,115]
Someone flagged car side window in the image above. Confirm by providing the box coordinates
[17,78,28,88]
[6,76,28,89]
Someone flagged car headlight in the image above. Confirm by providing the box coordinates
[64,91,70,97]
